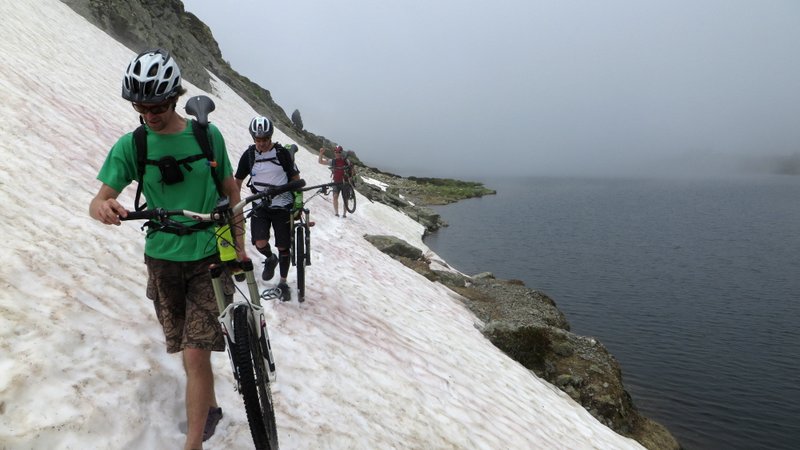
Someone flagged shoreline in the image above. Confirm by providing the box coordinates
[355,176,681,449]
[365,230,681,450]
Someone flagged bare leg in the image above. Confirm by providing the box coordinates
[183,348,216,450]
[333,192,340,216]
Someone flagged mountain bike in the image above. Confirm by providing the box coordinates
[287,182,339,301]
[122,179,306,450]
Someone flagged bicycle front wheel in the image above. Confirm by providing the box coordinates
[231,305,279,450]
[344,183,357,213]
[295,226,306,302]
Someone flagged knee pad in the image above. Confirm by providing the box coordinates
[257,244,273,258]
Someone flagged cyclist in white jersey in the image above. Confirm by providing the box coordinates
[234,116,300,301]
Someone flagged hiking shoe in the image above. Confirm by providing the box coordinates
[277,282,291,302]
[203,407,223,442]
[262,254,278,281]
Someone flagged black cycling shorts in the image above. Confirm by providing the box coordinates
[250,206,291,249]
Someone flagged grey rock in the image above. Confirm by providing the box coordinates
[362,235,424,260]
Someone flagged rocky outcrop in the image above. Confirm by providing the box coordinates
[358,181,446,233]
[61,0,303,144]
[366,234,681,450]
[353,165,494,234]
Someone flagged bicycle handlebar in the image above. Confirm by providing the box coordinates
[121,179,307,224]
[299,182,338,193]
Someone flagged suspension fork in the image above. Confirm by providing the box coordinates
[209,260,263,311]
[210,260,275,377]
[304,209,312,265]
[209,263,229,314]
[290,217,297,266]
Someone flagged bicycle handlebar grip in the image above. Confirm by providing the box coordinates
[267,179,306,196]
[283,179,307,192]
[121,210,157,221]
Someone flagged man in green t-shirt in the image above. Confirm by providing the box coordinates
[89,49,245,449]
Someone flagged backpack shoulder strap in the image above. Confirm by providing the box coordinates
[189,119,224,197]
[133,125,148,181]
[133,125,148,211]
[245,144,256,171]
[273,143,296,179]
[245,145,258,192]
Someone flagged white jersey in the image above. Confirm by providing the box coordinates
[251,148,293,208]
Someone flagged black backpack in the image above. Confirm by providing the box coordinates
[132,120,224,212]
[243,143,297,194]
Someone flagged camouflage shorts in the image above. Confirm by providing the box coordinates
[145,254,234,353]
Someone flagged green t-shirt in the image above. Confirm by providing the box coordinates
[97,121,233,261]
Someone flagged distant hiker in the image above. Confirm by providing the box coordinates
[89,48,241,449]
[235,116,301,301]
[318,145,355,217]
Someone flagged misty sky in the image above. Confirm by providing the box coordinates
[184,0,800,178]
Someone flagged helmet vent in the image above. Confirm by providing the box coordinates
[146,63,159,77]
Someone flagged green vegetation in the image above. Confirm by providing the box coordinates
[405,177,496,205]
[358,167,496,206]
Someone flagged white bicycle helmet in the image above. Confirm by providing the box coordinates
[249,116,274,139]
[122,48,182,103]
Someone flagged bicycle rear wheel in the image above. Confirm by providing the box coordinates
[295,226,306,302]
[343,183,356,213]
[231,305,279,450]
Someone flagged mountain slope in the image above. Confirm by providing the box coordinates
[0,1,645,449]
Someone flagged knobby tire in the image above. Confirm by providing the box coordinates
[231,305,279,450]
[344,183,356,214]
[295,226,305,301]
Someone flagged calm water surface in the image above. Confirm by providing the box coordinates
[424,175,800,450]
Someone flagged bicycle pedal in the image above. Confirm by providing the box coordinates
[260,287,281,301]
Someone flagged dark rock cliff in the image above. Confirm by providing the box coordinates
[60,0,318,148]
